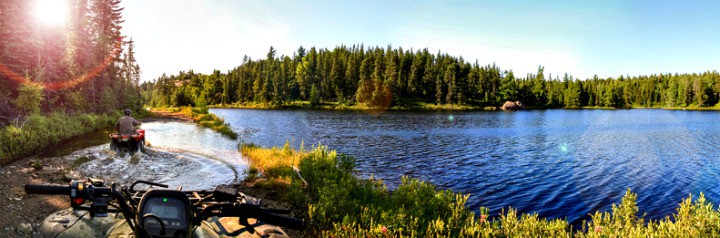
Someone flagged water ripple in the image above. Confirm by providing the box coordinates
[212,108,720,223]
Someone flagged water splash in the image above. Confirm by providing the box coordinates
[68,144,235,190]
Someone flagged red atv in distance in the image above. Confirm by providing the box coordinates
[109,129,145,153]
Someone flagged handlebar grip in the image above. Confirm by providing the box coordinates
[25,184,70,195]
[255,210,305,230]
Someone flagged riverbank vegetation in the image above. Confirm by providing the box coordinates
[0,1,143,163]
[0,113,116,164]
[241,144,720,237]
[151,107,238,139]
[177,107,238,139]
[142,45,720,110]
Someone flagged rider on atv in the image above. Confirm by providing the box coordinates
[111,109,145,153]
[117,109,140,134]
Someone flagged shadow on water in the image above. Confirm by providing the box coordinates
[38,127,116,158]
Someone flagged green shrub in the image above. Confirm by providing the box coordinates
[242,145,720,237]
[0,113,114,164]
[28,160,42,170]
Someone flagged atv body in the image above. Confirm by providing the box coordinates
[26,180,301,238]
[110,129,145,153]
[39,208,287,238]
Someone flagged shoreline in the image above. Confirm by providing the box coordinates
[206,102,720,112]
[147,107,238,139]
[144,109,194,122]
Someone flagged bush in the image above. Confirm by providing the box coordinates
[0,113,115,164]
[241,145,720,237]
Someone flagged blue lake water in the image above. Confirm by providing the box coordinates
[211,108,720,225]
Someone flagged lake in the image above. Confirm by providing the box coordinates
[211,108,720,225]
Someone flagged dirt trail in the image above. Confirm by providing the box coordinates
[0,156,75,237]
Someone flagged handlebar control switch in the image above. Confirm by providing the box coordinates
[69,180,87,208]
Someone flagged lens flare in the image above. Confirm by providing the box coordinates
[0,37,123,90]
[559,143,569,153]
[448,115,455,122]
[34,0,69,26]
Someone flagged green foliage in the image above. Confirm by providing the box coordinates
[141,44,720,110]
[176,106,237,139]
[356,79,393,108]
[309,84,321,106]
[14,82,44,116]
[0,0,140,122]
[241,145,720,237]
[0,113,115,164]
[244,165,259,182]
[28,160,43,170]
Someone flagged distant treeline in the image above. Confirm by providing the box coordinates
[0,0,142,127]
[143,45,720,109]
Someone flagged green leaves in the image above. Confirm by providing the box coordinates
[244,144,720,237]
[0,113,114,164]
[13,82,44,116]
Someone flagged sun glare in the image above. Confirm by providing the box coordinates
[34,0,69,27]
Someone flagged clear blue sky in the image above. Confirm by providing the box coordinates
[121,0,720,82]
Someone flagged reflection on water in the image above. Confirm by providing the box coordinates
[39,128,116,158]
[211,108,720,224]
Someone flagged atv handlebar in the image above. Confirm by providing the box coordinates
[24,184,70,195]
[248,207,305,230]
[199,203,306,230]
[25,180,305,234]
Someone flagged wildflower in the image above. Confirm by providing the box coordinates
[480,214,488,223]
[594,226,602,233]
[381,226,387,234]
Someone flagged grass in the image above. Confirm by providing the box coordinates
[240,143,720,237]
[181,107,238,139]
[240,142,303,179]
[153,106,239,139]
[0,112,116,164]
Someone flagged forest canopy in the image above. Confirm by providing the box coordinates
[143,45,720,109]
[0,0,142,126]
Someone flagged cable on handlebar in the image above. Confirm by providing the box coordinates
[129,180,169,193]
